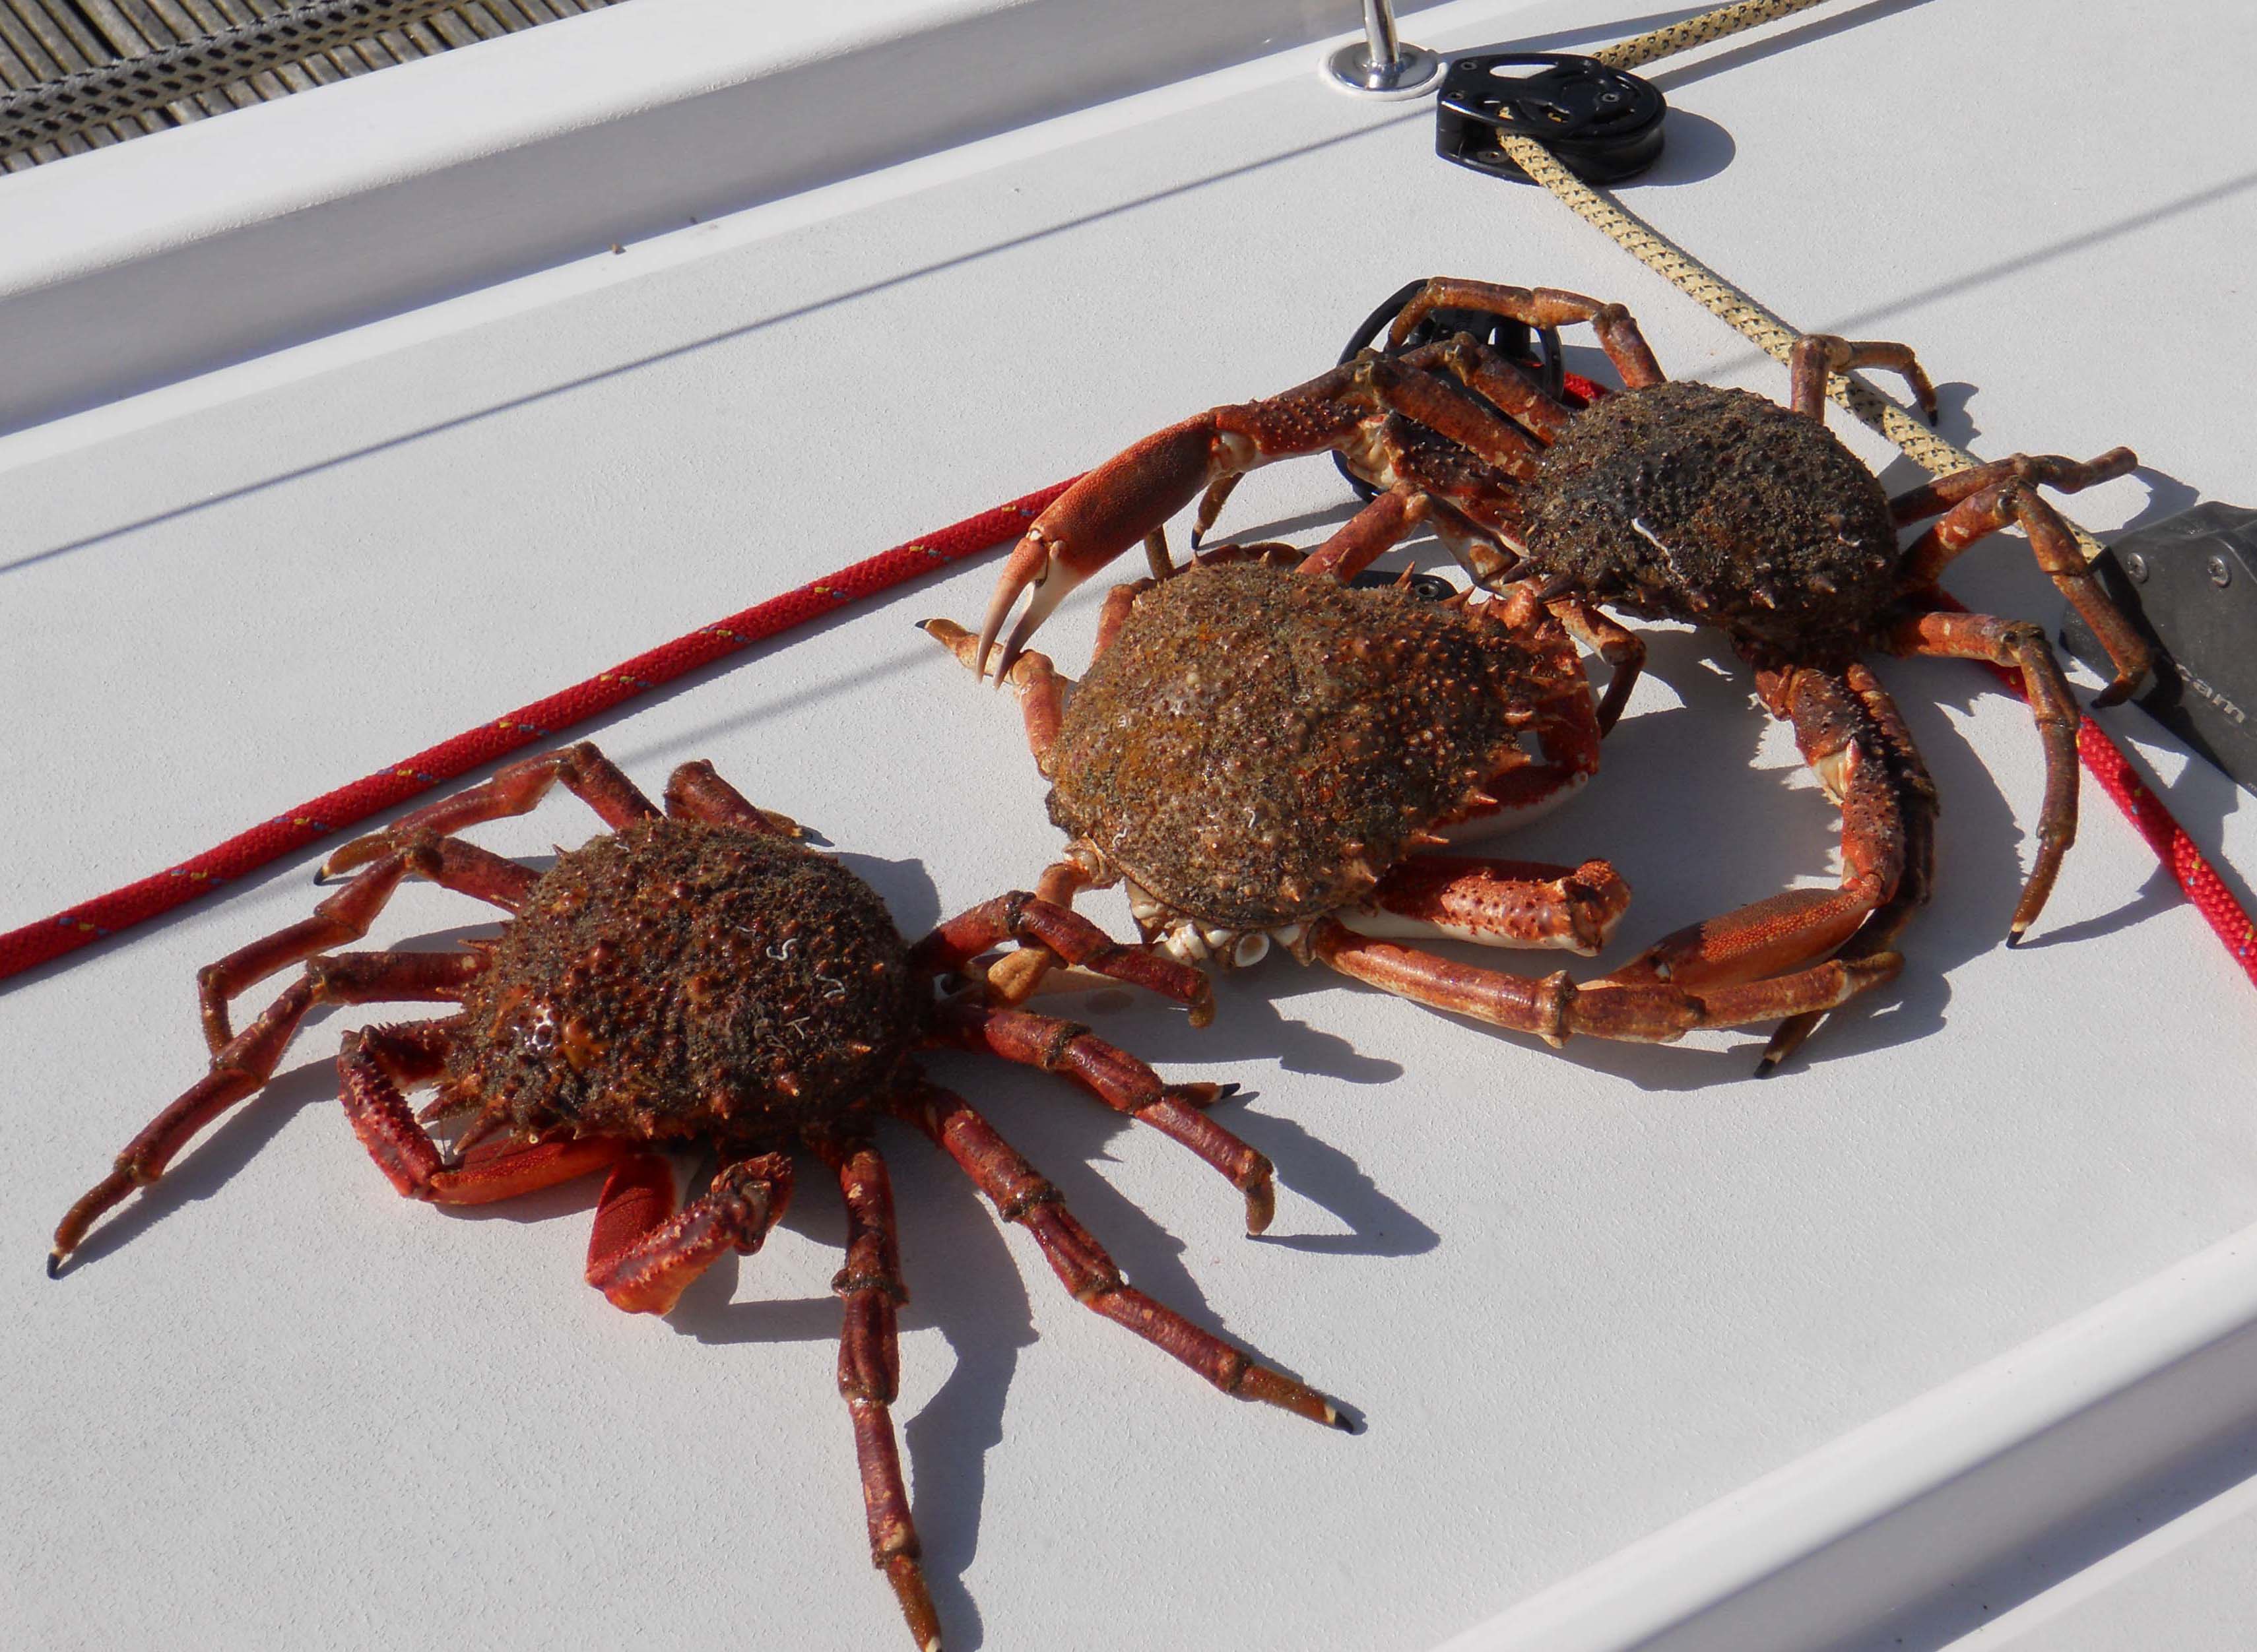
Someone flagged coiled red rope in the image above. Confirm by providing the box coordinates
[0,478,1075,984]
[1,471,2250,996]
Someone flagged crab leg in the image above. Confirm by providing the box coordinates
[1340,856,1631,956]
[1309,918,1899,1048]
[910,892,1214,1025]
[1787,334,1938,424]
[807,1137,942,1652]
[583,1150,795,1314]
[936,1001,1274,1232]
[1299,485,1432,583]
[662,759,801,836]
[976,381,1367,675]
[981,350,1563,677]
[1886,608,2078,939]
[1546,594,1645,735]
[1593,662,1928,1063]
[1890,450,2148,705]
[899,1084,1348,1429]
[321,742,659,877]
[200,839,534,1051]
[49,949,488,1272]
[919,619,1068,766]
[1761,664,1939,1072]
[1386,279,1668,390]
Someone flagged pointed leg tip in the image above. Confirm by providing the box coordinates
[1216,1081,1241,1102]
[1244,1182,1276,1236]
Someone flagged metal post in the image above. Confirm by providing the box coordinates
[1322,0,1443,98]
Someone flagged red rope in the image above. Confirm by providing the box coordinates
[1963,650,2257,988]
[0,478,1076,984]
[4,464,2252,1000]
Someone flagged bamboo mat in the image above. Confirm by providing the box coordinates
[0,0,624,170]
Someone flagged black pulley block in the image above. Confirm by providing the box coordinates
[1349,567,1458,603]
[2060,503,2257,794]
[1435,53,1667,185]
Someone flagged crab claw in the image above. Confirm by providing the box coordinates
[977,414,1243,679]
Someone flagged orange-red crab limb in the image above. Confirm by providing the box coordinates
[977,348,1547,679]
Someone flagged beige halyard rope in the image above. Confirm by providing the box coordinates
[1592,0,1833,73]
[1499,1,2112,565]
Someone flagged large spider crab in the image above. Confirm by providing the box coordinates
[973,279,2151,1068]
[49,744,1348,1652]
[927,545,1896,1047]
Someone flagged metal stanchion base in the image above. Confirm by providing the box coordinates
[1321,39,1443,99]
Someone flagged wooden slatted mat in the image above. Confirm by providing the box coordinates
[0,0,627,169]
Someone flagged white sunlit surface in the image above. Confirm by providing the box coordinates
[5,3,2256,1650]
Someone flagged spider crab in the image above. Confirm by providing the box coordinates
[927,543,1897,1050]
[49,744,1350,1652]
[972,278,2149,1069]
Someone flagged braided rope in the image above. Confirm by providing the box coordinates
[0,479,1074,985]
[1592,0,1833,73]
[1495,131,2109,561]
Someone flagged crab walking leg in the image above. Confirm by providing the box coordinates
[321,741,659,877]
[1546,594,1645,736]
[49,948,487,1271]
[983,350,1557,676]
[1310,918,1899,1048]
[1602,665,1912,1003]
[1891,452,2149,705]
[200,839,535,1051]
[1787,334,1939,424]
[919,620,1067,765]
[1094,579,1149,658]
[1341,856,1631,957]
[663,758,802,837]
[1761,664,1940,1073]
[937,1001,1274,1232]
[800,1137,943,1652]
[1414,333,1581,443]
[909,892,1215,1025]
[582,1151,795,1314]
[1299,485,1431,583]
[1386,278,1668,390]
[900,1085,1347,1429]
[1888,608,2081,938]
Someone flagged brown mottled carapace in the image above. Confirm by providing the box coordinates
[451,820,919,1142]
[1048,563,1544,930]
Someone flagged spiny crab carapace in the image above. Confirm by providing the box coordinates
[48,744,1352,1652]
[969,278,2151,1069]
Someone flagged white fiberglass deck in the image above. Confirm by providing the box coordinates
[5,3,2257,1649]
